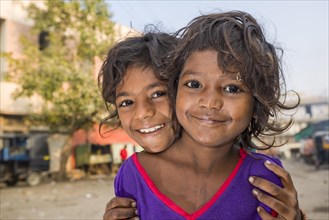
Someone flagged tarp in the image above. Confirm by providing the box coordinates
[72,124,137,147]
[295,119,329,141]
[295,125,314,142]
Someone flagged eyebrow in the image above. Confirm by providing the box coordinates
[115,81,166,99]
[180,70,199,78]
[179,71,204,81]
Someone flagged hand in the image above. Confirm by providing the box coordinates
[103,197,139,220]
[249,160,302,220]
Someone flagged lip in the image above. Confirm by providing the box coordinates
[191,114,227,125]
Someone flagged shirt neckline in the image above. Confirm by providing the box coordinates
[132,148,248,219]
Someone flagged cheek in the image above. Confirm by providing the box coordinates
[175,89,187,109]
[233,99,254,125]
[176,88,195,109]
[118,111,130,129]
[175,92,184,116]
[175,93,192,123]
[238,113,253,128]
[156,101,171,119]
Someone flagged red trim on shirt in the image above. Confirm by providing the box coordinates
[132,154,189,216]
[132,148,248,219]
[190,148,247,219]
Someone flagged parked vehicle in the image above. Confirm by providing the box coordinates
[313,130,329,169]
[0,133,50,186]
[75,143,113,176]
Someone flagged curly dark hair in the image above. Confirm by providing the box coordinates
[98,27,178,133]
[168,10,300,149]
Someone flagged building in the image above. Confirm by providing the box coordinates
[265,93,329,158]
[0,0,139,170]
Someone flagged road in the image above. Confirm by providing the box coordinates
[0,158,328,220]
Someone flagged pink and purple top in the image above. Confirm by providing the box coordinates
[115,148,282,220]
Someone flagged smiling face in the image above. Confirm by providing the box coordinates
[175,49,254,148]
[115,65,175,153]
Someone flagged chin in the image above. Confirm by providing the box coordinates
[148,142,171,153]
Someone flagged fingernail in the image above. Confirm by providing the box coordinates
[135,209,139,215]
[248,176,254,183]
[131,201,137,208]
[257,206,261,212]
[265,160,271,166]
[252,189,259,196]
[134,217,140,220]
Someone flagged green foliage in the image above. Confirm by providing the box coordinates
[27,0,114,58]
[4,0,115,133]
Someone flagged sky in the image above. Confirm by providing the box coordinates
[108,1,328,97]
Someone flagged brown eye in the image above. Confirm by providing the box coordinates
[224,85,241,93]
[119,100,134,107]
[185,80,201,89]
[151,91,167,98]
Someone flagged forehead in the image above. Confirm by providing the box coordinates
[181,50,238,80]
[184,50,218,67]
[120,66,155,85]
[116,66,164,94]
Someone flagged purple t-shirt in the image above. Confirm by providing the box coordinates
[115,148,282,220]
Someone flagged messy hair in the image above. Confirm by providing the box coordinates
[98,27,178,132]
[168,10,300,149]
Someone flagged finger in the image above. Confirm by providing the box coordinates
[106,197,137,211]
[263,160,299,206]
[252,188,290,217]
[250,177,300,220]
[249,176,285,198]
[264,160,293,189]
[257,206,285,220]
[103,207,137,220]
[127,217,140,220]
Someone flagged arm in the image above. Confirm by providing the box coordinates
[103,197,138,220]
[109,157,140,220]
[249,160,305,220]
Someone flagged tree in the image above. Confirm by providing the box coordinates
[3,0,115,180]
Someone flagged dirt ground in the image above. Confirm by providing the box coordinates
[1,158,328,220]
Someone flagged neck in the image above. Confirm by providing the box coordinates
[170,132,239,173]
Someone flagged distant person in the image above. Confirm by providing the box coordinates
[300,136,315,164]
[119,146,128,164]
[304,136,315,155]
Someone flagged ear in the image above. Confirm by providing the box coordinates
[252,114,258,124]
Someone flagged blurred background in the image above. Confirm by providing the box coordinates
[0,0,328,219]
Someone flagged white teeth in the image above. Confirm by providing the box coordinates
[139,124,164,133]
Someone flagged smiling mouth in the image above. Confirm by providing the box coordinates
[193,116,226,124]
[198,118,219,124]
[138,124,165,134]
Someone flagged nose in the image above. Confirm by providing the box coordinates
[133,99,156,120]
[198,89,223,110]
